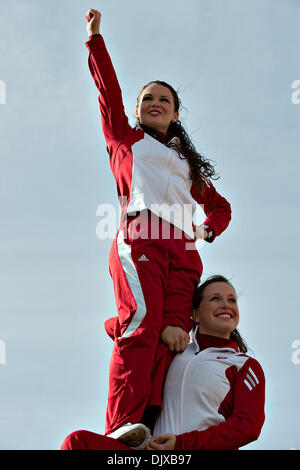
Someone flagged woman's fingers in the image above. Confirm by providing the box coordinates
[146,436,165,450]
[84,9,101,23]
[176,330,189,352]
[147,434,176,450]
[84,9,93,22]
[161,326,190,352]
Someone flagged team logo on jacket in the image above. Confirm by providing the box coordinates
[138,254,149,261]
[216,355,228,359]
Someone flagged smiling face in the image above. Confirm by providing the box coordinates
[192,282,239,339]
[136,83,179,135]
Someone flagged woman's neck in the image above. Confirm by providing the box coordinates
[138,123,168,143]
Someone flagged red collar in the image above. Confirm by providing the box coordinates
[156,130,168,143]
[197,332,239,352]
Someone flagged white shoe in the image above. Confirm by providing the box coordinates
[107,423,151,448]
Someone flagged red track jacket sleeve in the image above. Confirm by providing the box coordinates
[191,178,231,242]
[85,34,132,145]
[174,357,265,450]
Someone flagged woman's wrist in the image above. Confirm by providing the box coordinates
[88,29,100,36]
[88,32,100,39]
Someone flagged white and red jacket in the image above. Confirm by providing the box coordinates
[85,34,231,240]
[154,328,265,450]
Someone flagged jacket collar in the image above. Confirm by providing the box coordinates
[191,326,239,353]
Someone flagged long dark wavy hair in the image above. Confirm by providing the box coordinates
[192,275,248,354]
[136,80,218,193]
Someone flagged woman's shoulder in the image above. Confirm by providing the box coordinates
[236,352,265,380]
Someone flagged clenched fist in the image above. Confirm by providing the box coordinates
[84,8,101,36]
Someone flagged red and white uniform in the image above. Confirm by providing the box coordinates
[61,331,265,451]
[154,328,266,450]
[86,34,232,434]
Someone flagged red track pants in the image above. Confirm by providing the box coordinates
[61,430,130,450]
[106,211,202,434]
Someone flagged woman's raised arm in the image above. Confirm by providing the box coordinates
[84,9,132,145]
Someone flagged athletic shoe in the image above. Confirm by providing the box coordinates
[131,431,152,450]
[107,423,151,448]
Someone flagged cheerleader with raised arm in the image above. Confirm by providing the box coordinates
[84,9,231,447]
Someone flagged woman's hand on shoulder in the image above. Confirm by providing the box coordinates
[84,8,101,36]
[161,326,190,352]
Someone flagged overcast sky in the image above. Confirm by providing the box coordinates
[1,0,300,450]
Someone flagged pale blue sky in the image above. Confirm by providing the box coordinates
[1,0,300,450]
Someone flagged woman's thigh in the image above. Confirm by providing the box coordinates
[61,430,131,450]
